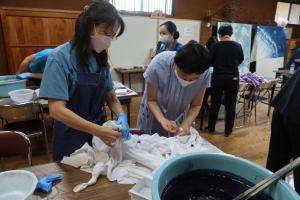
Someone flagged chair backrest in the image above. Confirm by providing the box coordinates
[255,81,276,99]
[0,102,41,124]
[237,83,252,102]
[0,131,31,159]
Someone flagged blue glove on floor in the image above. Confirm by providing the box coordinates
[116,113,131,140]
[36,175,62,193]
[16,72,32,79]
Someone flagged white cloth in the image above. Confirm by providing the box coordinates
[61,121,221,192]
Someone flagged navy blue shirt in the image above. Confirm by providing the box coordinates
[157,40,182,54]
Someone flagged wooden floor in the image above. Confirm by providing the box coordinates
[1,94,273,170]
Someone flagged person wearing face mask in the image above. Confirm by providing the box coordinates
[39,0,130,161]
[207,24,244,136]
[137,41,211,137]
[155,21,182,55]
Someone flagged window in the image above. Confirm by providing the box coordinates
[275,1,300,25]
[109,0,173,15]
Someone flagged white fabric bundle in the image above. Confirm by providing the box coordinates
[61,121,221,192]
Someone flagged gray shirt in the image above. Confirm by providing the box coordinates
[137,51,210,136]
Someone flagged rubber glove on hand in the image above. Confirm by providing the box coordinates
[116,113,131,140]
[36,175,62,193]
[16,72,32,79]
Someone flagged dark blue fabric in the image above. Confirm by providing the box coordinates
[52,64,107,161]
[272,68,300,125]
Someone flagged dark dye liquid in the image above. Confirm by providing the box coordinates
[161,169,273,200]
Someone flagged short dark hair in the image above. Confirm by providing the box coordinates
[71,0,125,71]
[174,40,211,74]
[218,24,233,37]
[160,21,180,40]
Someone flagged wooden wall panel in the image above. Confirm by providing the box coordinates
[0,16,9,75]
[0,8,79,74]
[6,16,76,46]
[47,18,75,44]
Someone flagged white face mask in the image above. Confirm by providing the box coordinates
[90,27,112,53]
[159,34,170,43]
[174,69,196,87]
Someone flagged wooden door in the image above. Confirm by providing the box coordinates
[0,7,80,74]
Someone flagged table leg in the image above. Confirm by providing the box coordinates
[128,73,132,89]
[127,100,131,127]
[121,74,125,85]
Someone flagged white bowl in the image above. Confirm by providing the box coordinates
[0,170,38,200]
[8,89,34,103]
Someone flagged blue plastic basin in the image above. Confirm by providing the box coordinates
[152,152,300,200]
[0,75,27,98]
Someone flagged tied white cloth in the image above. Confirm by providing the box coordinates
[61,121,221,192]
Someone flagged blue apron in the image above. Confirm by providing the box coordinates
[52,63,107,161]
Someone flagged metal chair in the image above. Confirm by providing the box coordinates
[235,83,253,127]
[0,102,49,157]
[248,81,276,124]
[0,130,32,169]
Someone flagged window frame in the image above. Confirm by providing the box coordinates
[109,0,174,17]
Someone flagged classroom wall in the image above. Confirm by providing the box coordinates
[0,0,294,75]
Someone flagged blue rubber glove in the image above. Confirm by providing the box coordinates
[116,113,131,140]
[16,72,32,79]
[36,175,62,193]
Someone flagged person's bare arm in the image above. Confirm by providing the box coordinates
[16,54,36,74]
[105,90,124,116]
[147,83,177,133]
[178,88,205,135]
[31,73,43,79]
[48,99,120,147]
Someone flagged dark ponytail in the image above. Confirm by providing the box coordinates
[173,31,180,40]
[71,0,125,71]
[160,21,180,40]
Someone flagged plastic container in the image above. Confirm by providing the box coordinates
[152,152,300,200]
[8,89,34,103]
[0,170,38,200]
[0,75,27,98]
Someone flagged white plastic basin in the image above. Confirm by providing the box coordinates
[8,89,34,103]
[0,170,38,200]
